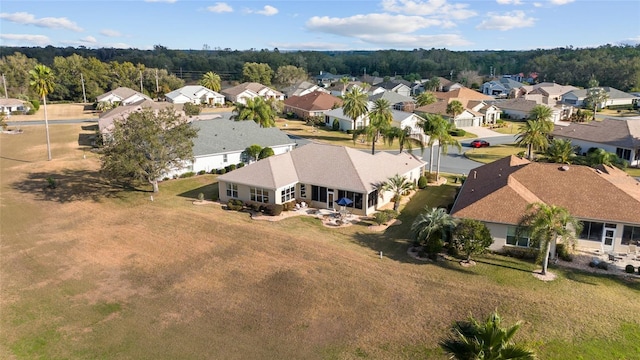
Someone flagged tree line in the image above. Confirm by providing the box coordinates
[1,44,639,102]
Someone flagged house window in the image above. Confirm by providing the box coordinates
[223,154,228,163]
[506,226,531,247]
[616,148,631,161]
[281,185,295,203]
[579,221,604,242]
[622,225,640,246]
[250,187,269,203]
[300,184,306,198]
[311,185,327,202]
[367,190,378,208]
[226,183,238,198]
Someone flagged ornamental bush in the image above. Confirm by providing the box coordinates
[418,175,428,189]
[226,199,244,211]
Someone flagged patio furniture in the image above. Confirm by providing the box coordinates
[608,253,623,262]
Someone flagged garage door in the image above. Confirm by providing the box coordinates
[455,118,473,127]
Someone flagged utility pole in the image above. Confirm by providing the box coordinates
[2,74,7,98]
[80,73,87,103]
[139,70,143,93]
[155,68,159,93]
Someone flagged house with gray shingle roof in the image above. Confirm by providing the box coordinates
[561,87,640,108]
[324,105,426,139]
[481,77,524,97]
[368,91,416,112]
[451,155,640,255]
[98,99,184,139]
[165,85,225,106]
[550,117,640,166]
[280,81,329,98]
[96,87,152,105]
[220,82,284,105]
[218,142,425,215]
[0,98,28,115]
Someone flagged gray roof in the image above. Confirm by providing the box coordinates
[368,91,415,104]
[166,85,223,101]
[491,98,540,112]
[562,87,640,100]
[218,143,425,192]
[191,119,295,157]
[551,117,640,149]
[96,87,150,102]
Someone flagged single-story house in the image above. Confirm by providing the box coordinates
[315,71,352,87]
[415,100,482,128]
[171,119,297,176]
[283,91,342,120]
[368,91,416,112]
[0,98,28,115]
[218,142,426,215]
[450,155,640,255]
[433,87,494,103]
[481,77,524,97]
[561,87,640,108]
[491,98,562,122]
[96,87,152,105]
[98,100,184,140]
[323,106,426,137]
[550,117,640,167]
[433,77,464,92]
[280,81,329,98]
[220,82,284,105]
[327,82,366,97]
[165,85,225,106]
[512,82,579,104]
[370,81,412,97]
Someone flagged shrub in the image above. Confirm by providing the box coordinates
[425,172,437,183]
[259,147,275,159]
[417,175,428,189]
[373,211,391,225]
[597,261,609,270]
[46,177,57,189]
[217,168,226,175]
[197,170,207,175]
[30,99,40,111]
[282,201,296,211]
[449,128,466,136]
[502,246,538,260]
[226,199,244,211]
[237,162,245,168]
[556,243,573,262]
[183,102,201,116]
[381,209,398,219]
[245,201,262,212]
[179,171,195,178]
[197,192,205,201]
[625,264,636,274]
[332,118,340,131]
[263,204,283,216]
[27,108,36,115]
[346,129,354,135]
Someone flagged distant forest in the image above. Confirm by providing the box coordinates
[1,44,639,102]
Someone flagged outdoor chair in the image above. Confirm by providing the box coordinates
[608,253,619,262]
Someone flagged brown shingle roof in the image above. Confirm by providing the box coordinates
[434,87,493,101]
[283,91,342,111]
[551,117,640,149]
[451,156,640,225]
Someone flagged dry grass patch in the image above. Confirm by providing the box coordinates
[10,103,98,122]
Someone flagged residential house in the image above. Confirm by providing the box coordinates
[327,82,366,97]
[415,100,483,128]
[98,100,184,140]
[432,77,463,92]
[0,98,28,115]
[550,117,640,166]
[433,87,494,103]
[492,98,562,122]
[371,81,412,97]
[165,85,225,106]
[513,82,579,105]
[415,89,498,127]
[280,81,329,98]
[96,87,151,106]
[361,74,384,86]
[450,156,640,254]
[481,77,524,97]
[561,87,640,108]
[315,71,351,87]
[218,143,426,215]
[174,119,296,175]
[324,105,426,137]
[220,82,284,105]
[283,91,342,120]
[368,91,416,112]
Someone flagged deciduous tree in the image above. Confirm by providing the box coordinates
[452,219,493,262]
[242,62,273,85]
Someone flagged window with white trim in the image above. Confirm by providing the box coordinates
[226,183,238,198]
[281,185,295,203]
[250,187,269,203]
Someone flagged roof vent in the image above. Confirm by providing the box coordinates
[560,165,570,171]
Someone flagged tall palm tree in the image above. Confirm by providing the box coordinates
[339,76,350,95]
[432,118,461,181]
[199,71,221,92]
[380,174,415,212]
[385,126,424,154]
[231,97,275,128]
[544,138,577,164]
[529,104,553,122]
[419,114,445,174]
[365,98,393,154]
[446,100,464,120]
[29,64,55,161]
[516,119,553,161]
[517,202,582,275]
[415,91,437,107]
[440,311,535,360]
[343,87,368,131]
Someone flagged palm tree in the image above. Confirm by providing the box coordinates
[419,114,445,174]
[586,148,625,168]
[446,100,464,120]
[199,71,221,92]
[515,119,553,161]
[529,104,553,122]
[440,311,535,360]
[365,98,393,154]
[342,87,368,131]
[339,76,350,95]
[29,64,55,161]
[432,118,461,181]
[517,202,582,276]
[231,97,275,128]
[380,174,415,211]
[544,138,577,164]
[385,126,424,154]
[415,91,437,107]
[411,206,456,255]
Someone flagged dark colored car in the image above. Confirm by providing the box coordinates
[470,140,490,148]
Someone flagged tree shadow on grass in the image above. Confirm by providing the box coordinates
[559,267,640,290]
[12,169,129,203]
[177,183,219,201]
[474,258,533,274]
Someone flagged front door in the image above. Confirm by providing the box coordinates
[327,190,334,210]
[602,223,616,253]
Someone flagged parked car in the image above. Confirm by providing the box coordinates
[470,140,490,148]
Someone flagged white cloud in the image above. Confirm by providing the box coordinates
[357,33,472,48]
[100,29,122,37]
[256,5,278,16]
[533,2,543,7]
[496,0,523,4]
[106,42,133,49]
[476,10,536,31]
[0,33,51,46]
[0,12,83,32]
[381,0,477,20]
[307,13,449,37]
[621,36,640,45]
[81,36,97,44]
[269,41,350,51]
[549,0,575,5]
[207,2,233,13]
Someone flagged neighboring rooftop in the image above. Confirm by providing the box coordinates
[283,91,342,111]
[550,117,640,149]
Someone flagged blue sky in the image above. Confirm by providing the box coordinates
[1,0,639,51]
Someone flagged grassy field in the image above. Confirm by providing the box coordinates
[2,125,640,359]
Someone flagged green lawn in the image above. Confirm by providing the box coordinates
[464,143,526,163]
